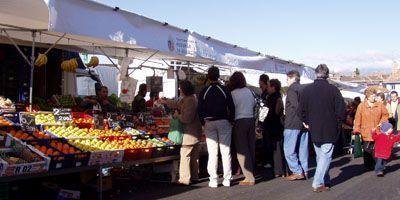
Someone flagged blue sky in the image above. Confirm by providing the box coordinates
[96,0,400,74]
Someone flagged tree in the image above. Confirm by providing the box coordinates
[355,68,360,76]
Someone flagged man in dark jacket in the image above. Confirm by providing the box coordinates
[299,64,346,192]
[198,66,235,188]
[284,70,309,181]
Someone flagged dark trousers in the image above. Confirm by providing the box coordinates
[262,132,273,165]
[363,142,376,170]
[265,136,287,175]
[272,139,287,175]
[375,158,387,173]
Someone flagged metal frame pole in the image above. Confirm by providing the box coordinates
[29,31,36,112]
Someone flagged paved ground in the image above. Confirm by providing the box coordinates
[119,150,400,200]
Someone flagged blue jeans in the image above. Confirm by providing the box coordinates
[375,158,387,173]
[312,143,334,188]
[283,129,309,174]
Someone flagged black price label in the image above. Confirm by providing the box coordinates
[106,112,120,129]
[53,108,72,122]
[19,113,36,131]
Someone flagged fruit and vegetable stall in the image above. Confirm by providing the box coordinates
[0,107,180,199]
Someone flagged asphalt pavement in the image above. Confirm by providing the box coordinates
[119,150,400,200]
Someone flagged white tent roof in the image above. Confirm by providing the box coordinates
[0,0,48,30]
[0,0,315,79]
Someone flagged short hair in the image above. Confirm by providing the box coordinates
[364,88,376,98]
[377,92,385,101]
[354,96,361,103]
[149,91,158,98]
[315,64,329,79]
[179,80,195,96]
[390,91,398,96]
[259,74,270,85]
[207,66,220,81]
[229,72,247,90]
[287,70,301,82]
[139,84,147,92]
[269,79,281,92]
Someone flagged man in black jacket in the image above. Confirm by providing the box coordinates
[299,64,346,192]
[198,66,235,188]
[284,70,309,181]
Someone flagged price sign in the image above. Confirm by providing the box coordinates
[19,113,36,131]
[106,112,120,129]
[53,108,72,122]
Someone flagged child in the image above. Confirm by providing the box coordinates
[372,122,400,177]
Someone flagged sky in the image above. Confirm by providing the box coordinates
[96,0,400,74]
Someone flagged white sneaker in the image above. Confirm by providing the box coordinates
[209,180,218,188]
[263,164,272,168]
[222,179,231,187]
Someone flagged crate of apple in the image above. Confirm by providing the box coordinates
[69,138,124,165]
[33,113,62,125]
[46,126,90,139]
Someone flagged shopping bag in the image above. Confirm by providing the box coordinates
[168,118,184,145]
[353,134,363,158]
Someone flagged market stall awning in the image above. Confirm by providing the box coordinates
[0,0,315,80]
[0,0,48,30]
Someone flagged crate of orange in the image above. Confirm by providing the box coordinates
[0,116,14,127]
[26,139,71,170]
[0,137,50,177]
[28,138,89,169]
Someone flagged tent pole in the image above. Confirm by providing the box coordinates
[175,64,179,99]
[138,50,159,70]
[2,29,31,65]
[29,31,36,112]
[98,47,120,72]
[43,33,66,55]
[128,50,159,76]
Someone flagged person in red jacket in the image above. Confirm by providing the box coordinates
[372,122,400,177]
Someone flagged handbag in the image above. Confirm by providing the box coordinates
[363,141,375,154]
[353,134,363,158]
[250,90,269,122]
[168,118,184,145]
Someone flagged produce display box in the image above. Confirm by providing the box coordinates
[20,112,63,126]
[0,137,49,177]
[88,149,124,166]
[25,139,71,170]
[164,145,180,156]
[0,116,15,127]
[0,112,19,124]
[72,112,94,129]
[26,138,90,169]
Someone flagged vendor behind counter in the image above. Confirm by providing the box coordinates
[81,86,117,112]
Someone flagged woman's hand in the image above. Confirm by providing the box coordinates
[173,110,179,118]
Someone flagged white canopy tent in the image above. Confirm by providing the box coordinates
[0,0,316,108]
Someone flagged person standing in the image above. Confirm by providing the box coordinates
[229,72,256,186]
[259,74,272,168]
[386,91,399,129]
[161,81,202,185]
[264,79,287,177]
[132,84,147,113]
[354,89,389,170]
[283,70,309,181]
[371,122,400,177]
[198,66,235,188]
[299,64,346,192]
[376,92,387,106]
